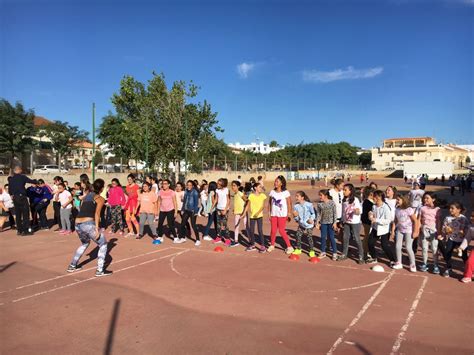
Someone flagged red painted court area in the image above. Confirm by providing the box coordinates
[1,180,473,354]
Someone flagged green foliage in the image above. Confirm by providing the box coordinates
[358,152,372,166]
[269,140,279,147]
[0,98,36,168]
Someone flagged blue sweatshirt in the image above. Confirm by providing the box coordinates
[294,201,316,229]
[182,188,199,214]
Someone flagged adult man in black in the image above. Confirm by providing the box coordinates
[8,166,38,236]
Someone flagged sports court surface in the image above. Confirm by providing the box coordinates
[1,178,473,354]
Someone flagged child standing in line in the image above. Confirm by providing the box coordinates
[108,178,126,235]
[292,191,316,258]
[361,187,375,260]
[231,180,246,247]
[391,194,418,272]
[137,182,158,239]
[56,183,73,235]
[124,174,140,237]
[180,180,200,245]
[459,212,473,283]
[316,189,338,260]
[338,184,364,264]
[199,182,208,217]
[72,182,82,212]
[156,179,178,243]
[418,193,442,274]
[243,183,267,253]
[439,202,469,278]
[202,181,217,241]
[213,178,232,246]
[268,176,294,254]
[367,190,396,265]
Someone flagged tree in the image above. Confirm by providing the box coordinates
[358,152,372,167]
[40,121,89,171]
[269,140,279,148]
[97,112,134,165]
[0,99,36,170]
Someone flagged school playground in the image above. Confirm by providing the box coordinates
[1,177,472,355]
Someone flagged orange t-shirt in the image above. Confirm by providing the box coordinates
[138,192,157,214]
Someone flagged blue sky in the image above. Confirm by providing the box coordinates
[1,0,473,148]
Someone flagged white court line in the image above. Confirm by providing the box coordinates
[0,247,171,294]
[390,276,429,355]
[7,250,185,305]
[326,271,395,355]
[169,246,425,278]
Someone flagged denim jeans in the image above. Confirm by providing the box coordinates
[320,223,337,253]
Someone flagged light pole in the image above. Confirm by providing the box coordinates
[184,113,188,181]
[92,103,96,181]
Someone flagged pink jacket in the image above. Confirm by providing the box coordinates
[108,186,126,207]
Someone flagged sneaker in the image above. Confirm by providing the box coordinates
[409,265,417,273]
[59,230,67,234]
[460,277,472,283]
[224,239,231,247]
[178,238,186,244]
[173,237,180,244]
[443,269,450,278]
[95,270,112,277]
[357,259,365,265]
[318,252,326,258]
[419,264,428,272]
[195,240,201,247]
[158,237,164,243]
[332,253,338,261]
[230,240,239,247]
[292,248,302,255]
[267,245,275,253]
[245,245,256,252]
[432,265,440,275]
[337,255,348,262]
[136,234,143,239]
[213,237,223,244]
[392,262,403,270]
[67,264,82,273]
[203,235,213,241]
[365,257,377,264]
[258,246,267,253]
[309,250,316,258]
[125,232,134,238]
[285,247,294,255]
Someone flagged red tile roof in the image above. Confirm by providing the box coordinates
[34,116,53,127]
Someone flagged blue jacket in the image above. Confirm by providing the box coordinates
[294,201,316,229]
[182,188,199,214]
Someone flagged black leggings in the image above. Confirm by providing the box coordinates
[248,218,264,246]
[368,230,395,262]
[53,201,61,228]
[157,210,177,239]
[438,239,468,269]
[180,210,199,240]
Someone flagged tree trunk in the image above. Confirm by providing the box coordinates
[175,159,181,182]
[58,153,62,172]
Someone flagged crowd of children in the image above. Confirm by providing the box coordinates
[0,171,472,283]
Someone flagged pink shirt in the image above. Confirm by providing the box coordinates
[395,207,415,233]
[160,189,176,212]
[138,192,157,214]
[420,206,440,230]
[108,186,126,206]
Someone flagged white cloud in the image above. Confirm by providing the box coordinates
[236,62,258,79]
[302,66,384,83]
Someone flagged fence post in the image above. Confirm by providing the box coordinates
[264,158,267,171]
[201,156,204,172]
[213,155,216,171]
[234,155,237,172]
[224,155,227,171]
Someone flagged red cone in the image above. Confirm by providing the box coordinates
[289,253,300,261]
[309,257,320,263]
[214,246,224,252]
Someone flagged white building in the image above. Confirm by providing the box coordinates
[228,141,283,155]
[371,137,473,171]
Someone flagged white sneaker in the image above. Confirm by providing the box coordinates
[409,265,417,273]
[195,240,201,247]
[392,263,403,270]
[178,238,186,244]
[203,235,213,241]
[173,237,180,244]
[158,237,164,243]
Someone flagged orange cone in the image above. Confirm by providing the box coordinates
[214,246,224,252]
[289,253,300,261]
[309,257,320,263]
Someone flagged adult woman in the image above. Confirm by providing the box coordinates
[180,180,200,245]
[67,179,111,277]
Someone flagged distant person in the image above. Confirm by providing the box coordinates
[441,174,445,185]
[52,176,64,231]
[0,184,15,231]
[8,166,38,236]
[360,173,364,184]
[448,177,456,196]
[404,175,408,184]
[237,175,242,183]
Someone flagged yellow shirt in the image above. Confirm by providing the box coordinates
[248,193,267,219]
[233,191,245,215]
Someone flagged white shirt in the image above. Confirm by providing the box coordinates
[385,198,397,222]
[269,190,291,217]
[58,190,72,209]
[216,188,229,210]
[0,191,14,209]
[342,197,362,224]
[329,188,343,219]
[409,189,425,209]
[152,184,159,197]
